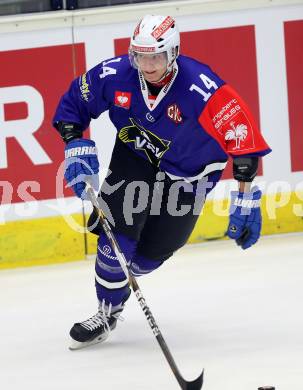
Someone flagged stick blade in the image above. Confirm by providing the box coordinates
[182,369,204,390]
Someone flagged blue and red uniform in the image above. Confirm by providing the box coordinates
[54,54,270,182]
[53,54,271,308]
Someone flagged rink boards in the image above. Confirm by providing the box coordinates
[1,192,302,269]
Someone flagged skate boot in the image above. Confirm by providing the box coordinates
[69,300,123,350]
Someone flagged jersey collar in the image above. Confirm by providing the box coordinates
[138,62,179,111]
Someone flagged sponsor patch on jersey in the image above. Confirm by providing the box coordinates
[118,118,170,166]
[212,97,241,130]
[79,72,94,102]
[167,103,182,124]
[151,16,175,40]
[210,90,255,152]
[222,111,255,152]
[114,91,132,109]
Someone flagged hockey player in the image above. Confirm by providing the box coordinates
[53,15,271,349]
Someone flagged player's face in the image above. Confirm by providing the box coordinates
[135,52,168,83]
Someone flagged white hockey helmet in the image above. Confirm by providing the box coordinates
[129,15,180,68]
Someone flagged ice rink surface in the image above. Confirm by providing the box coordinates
[1,233,303,390]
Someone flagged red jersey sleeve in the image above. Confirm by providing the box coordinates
[198,84,271,156]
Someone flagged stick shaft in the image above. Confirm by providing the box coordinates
[85,185,192,389]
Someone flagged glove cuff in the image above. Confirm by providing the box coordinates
[230,186,262,211]
[66,138,96,147]
[232,197,261,209]
[65,139,97,159]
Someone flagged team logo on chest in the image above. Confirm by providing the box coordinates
[118,118,170,166]
[114,91,132,109]
[167,103,182,124]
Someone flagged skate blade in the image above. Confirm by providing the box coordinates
[69,333,109,350]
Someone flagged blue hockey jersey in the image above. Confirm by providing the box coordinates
[53,54,270,182]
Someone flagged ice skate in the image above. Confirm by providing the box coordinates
[69,300,123,350]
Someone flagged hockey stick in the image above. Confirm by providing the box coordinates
[85,182,204,390]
